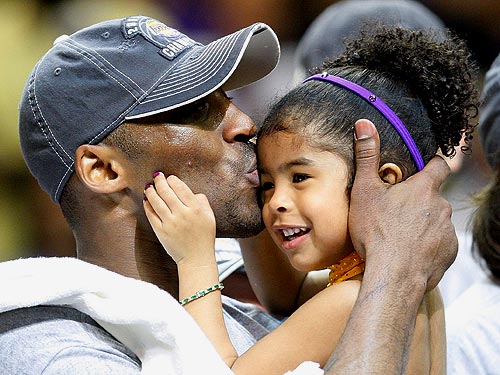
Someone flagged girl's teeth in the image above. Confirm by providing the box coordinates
[282,228,307,238]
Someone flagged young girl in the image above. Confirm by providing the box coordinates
[143,25,478,374]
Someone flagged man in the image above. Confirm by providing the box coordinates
[0,15,456,374]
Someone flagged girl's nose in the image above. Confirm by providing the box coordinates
[268,187,291,214]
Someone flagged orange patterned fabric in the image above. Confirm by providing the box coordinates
[327,251,365,287]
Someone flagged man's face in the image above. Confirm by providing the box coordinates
[123,89,263,238]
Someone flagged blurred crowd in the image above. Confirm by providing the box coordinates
[1,0,499,261]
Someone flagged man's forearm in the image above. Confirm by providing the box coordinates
[323,264,425,374]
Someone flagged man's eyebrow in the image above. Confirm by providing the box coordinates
[259,157,315,174]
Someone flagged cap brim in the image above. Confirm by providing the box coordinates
[126,22,280,120]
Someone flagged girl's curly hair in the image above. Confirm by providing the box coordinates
[260,24,479,181]
[332,24,478,158]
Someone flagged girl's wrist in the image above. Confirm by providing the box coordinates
[177,253,217,270]
[178,262,222,304]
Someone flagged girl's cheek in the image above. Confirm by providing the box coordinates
[261,205,272,227]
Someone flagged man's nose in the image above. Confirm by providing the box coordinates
[222,103,257,143]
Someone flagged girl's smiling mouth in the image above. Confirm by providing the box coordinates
[278,227,310,242]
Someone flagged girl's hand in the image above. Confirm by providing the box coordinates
[143,172,216,266]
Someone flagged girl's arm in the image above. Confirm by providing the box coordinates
[143,172,238,367]
[231,279,362,375]
[143,173,363,374]
[427,287,446,375]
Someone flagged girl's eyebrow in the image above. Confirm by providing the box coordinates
[282,157,315,170]
[259,157,315,175]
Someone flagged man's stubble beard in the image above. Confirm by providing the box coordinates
[214,192,264,238]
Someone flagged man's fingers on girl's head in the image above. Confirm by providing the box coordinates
[416,155,450,188]
[166,175,196,206]
[354,119,376,141]
[353,119,382,183]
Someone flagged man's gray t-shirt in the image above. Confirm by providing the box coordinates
[0,297,281,374]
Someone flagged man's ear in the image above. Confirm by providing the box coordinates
[378,163,403,185]
[74,144,129,195]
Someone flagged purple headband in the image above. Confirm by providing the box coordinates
[303,73,424,171]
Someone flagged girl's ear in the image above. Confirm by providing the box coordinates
[74,144,129,195]
[378,163,403,185]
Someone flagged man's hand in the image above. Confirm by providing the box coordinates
[349,119,457,291]
[323,119,457,375]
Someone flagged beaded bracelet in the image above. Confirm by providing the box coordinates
[179,282,224,306]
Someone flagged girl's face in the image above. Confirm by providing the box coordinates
[258,132,355,272]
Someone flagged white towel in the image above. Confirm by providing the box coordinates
[0,257,322,375]
[0,257,233,375]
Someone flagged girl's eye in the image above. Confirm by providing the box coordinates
[292,174,309,183]
[260,181,274,191]
[259,181,274,205]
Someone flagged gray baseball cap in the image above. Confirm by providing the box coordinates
[19,15,280,203]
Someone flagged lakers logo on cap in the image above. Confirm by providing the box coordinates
[123,16,197,60]
[145,19,180,39]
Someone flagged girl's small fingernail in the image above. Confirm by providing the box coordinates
[144,183,153,190]
[143,195,148,202]
[153,171,161,178]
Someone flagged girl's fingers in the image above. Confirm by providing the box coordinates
[165,174,197,207]
[143,198,163,229]
[195,193,214,213]
[145,172,200,219]
[150,173,185,212]
[144,181,173,218]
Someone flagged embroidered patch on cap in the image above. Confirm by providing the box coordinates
[123,16,197,60]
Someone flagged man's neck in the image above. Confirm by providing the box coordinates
[76,224,180,298]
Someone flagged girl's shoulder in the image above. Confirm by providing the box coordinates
[409,287,445,375]
[422,286,445,313]
[307,278,362,315]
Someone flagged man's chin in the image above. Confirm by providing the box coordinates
[231,223,265,238]
[216,213,264,238]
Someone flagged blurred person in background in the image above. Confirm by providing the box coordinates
[293,0,446,82]
[446,51,500,375]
